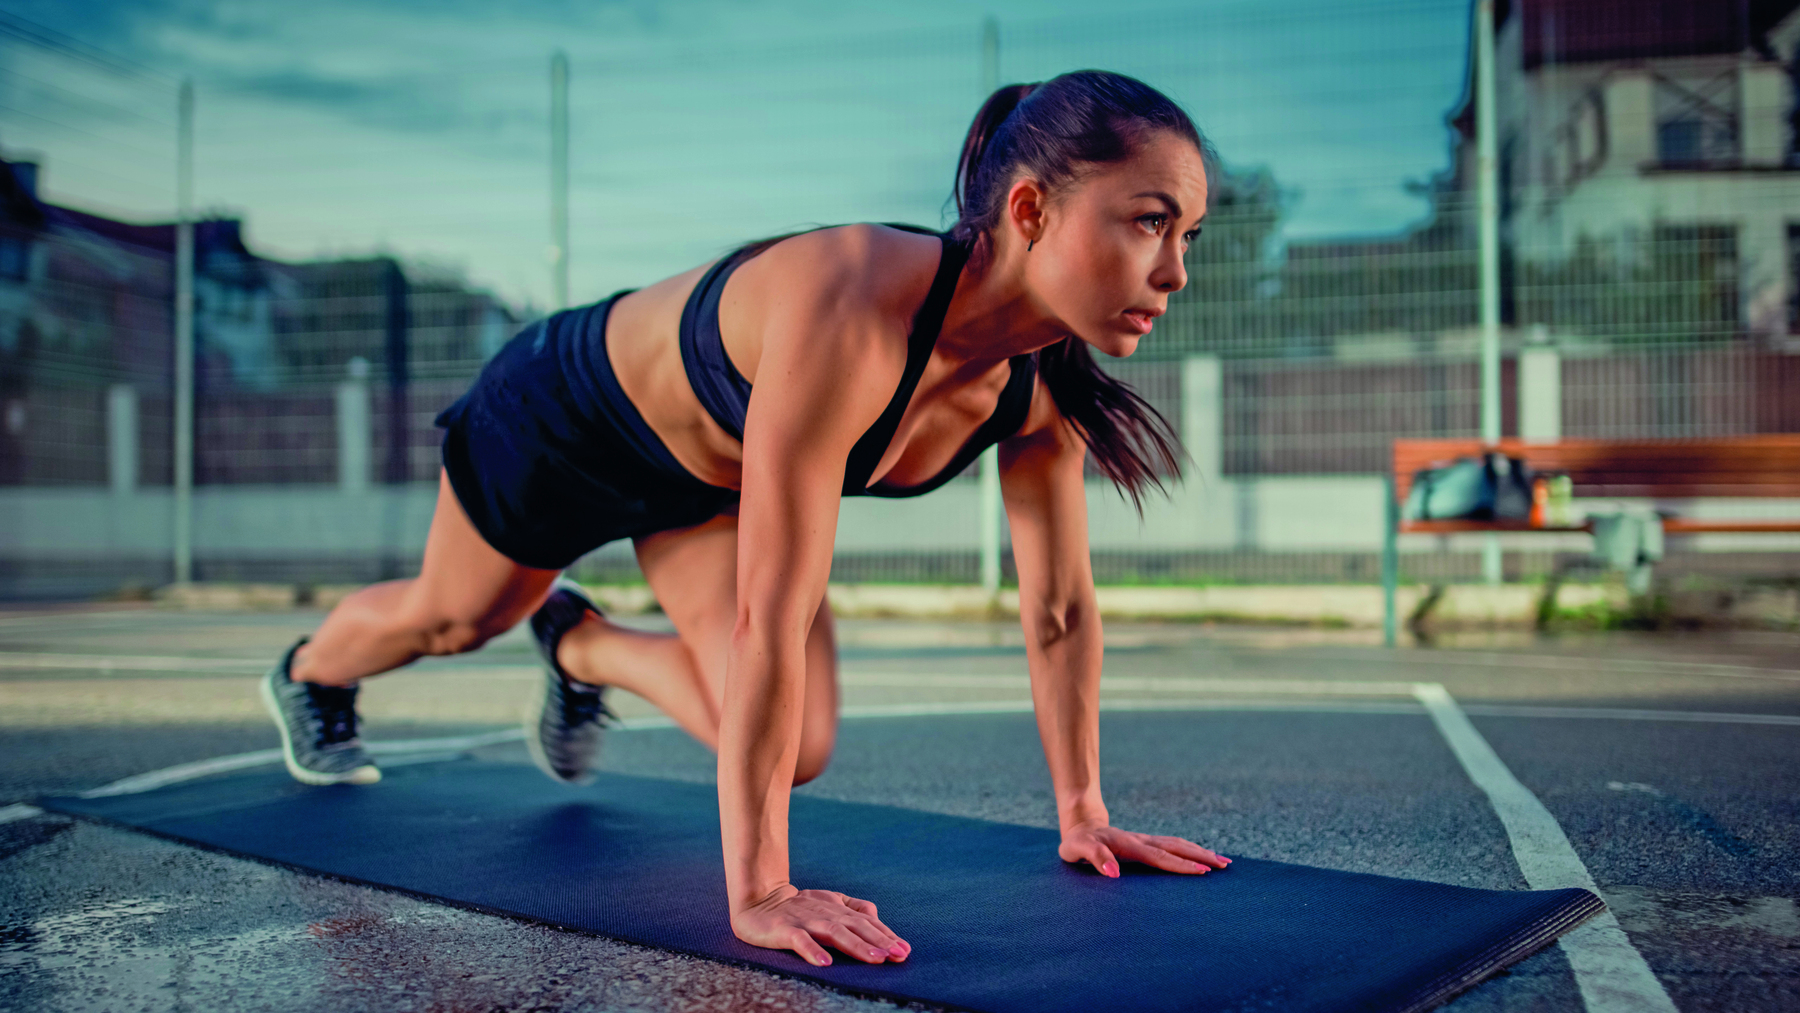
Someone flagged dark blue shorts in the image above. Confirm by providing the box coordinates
[435,292,739,571]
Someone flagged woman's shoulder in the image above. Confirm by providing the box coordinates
[736,223,947,321]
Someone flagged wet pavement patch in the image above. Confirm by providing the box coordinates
[40,758,1602,1013]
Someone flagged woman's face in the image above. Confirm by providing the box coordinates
[1019,130,1209,358]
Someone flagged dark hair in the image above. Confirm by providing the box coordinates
[952,70,1213,509]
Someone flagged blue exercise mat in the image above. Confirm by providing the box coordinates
[40,760,1601,1013]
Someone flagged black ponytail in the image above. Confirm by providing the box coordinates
[950,70,1213,510]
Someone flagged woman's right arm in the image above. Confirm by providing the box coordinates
[718,226,915,968]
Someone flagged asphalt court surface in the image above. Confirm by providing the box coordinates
[1,605,1797,1012]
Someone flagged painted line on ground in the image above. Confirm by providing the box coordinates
[0,610,155,629]
[0,653,270,672]
[1413,682,1677,1013]
[76,729,526,798]
[839,673,1426,695]
[1386,650,1800,684]
[1460,704,1800,727]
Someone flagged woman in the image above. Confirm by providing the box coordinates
[260,69,1232,969]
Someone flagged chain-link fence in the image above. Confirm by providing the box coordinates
[3,2,1798,599]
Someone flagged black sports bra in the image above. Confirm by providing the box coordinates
[678,224,1037,499]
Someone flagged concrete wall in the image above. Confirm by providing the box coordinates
[7,477,1795,589]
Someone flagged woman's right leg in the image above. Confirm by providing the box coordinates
[549,512,737,748]
[290,469,561,687]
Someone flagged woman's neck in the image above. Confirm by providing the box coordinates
[936,231,1071,365]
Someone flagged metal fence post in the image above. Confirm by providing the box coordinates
[172,78,194,584]
[1476,0,1503,587]
[551,50,570,311]
[976,15,1002,604]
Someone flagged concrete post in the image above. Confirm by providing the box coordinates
[1741,213,1790,339]
[107,384,138,495]
[1180,355,1222,484]
[979,447,1001,599]
[1518,340,1562,444]
[337,357,371,494]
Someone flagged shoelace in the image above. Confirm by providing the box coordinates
[305,683,360,747]
[560,678,613,726]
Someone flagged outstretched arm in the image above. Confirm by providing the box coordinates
[718,227,918,967]
[999,397,1231,878]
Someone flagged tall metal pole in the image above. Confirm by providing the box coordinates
[173,78,194,585]
[1475,0,1503,585]
[977,17,1003,604]
[550,50,570,310]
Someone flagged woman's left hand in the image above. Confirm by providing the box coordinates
[1058,818,1232,878]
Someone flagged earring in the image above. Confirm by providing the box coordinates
[1028,239,1035,252]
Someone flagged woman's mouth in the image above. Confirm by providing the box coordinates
[1122,309,1157,334]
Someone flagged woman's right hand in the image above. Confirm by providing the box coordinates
[731,885,911,967]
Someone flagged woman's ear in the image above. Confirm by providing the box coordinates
[1004,178,1048,251]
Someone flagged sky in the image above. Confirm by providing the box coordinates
[0,0,1473,311]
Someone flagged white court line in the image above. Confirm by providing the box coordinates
[1414,683,1676,1013]
[1394,651,1800,684]
[76,729,525,798]
[1461,704,1800,727]
[0,803,45,824]
[0,653,269,672]
[838,673,1424,695]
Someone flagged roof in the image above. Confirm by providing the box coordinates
[46,204,251,261]
[1448,0,1800,137]
[1512,0,1800,68]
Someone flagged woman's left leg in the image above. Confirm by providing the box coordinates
[553,511,839,783]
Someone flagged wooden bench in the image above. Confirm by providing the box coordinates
[1380,435,1800,643]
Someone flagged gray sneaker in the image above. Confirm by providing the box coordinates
[260,638,381,786]
[525,580,614,785]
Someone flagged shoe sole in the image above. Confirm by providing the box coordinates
[522,672,598,786]
[259,669,381,787]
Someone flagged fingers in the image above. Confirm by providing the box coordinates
[787,927,834,967]
[1157,836,1232,870]
[812,920,899,964]
[1128,842,1210,875]
[843,897,911,959]
[1066,829,1233,877]
[1077,841,1119,878]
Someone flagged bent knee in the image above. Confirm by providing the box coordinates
[792,743,834,787]
[418,614,507,656]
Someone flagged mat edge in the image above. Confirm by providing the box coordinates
[1391,888,1608,1013]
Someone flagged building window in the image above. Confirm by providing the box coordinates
[1653,71,1740,168]
[0,235,31,281]
[1789,224,1800,334]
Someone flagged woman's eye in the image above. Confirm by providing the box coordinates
[1140,214,1167,234]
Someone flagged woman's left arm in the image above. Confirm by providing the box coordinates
[999,404,1232,879]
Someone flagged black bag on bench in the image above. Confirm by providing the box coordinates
[1403,452,1534,522]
